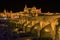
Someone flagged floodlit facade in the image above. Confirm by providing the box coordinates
[0,5,60,19]
[0,5,42,19]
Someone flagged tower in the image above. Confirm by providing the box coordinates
[24,4,29,13]
[10,10,13,19]
[24,4,27,9]
[24,4,27,12]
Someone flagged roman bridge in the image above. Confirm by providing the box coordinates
[10,14,60,40]
[18,15,60,30]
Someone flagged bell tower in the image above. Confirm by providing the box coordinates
[24,4,27,11]
[24,4,29,13]
[25,4,27,9]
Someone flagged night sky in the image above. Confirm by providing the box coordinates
[0,0,60,13]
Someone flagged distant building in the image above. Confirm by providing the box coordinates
[0,5,59,19]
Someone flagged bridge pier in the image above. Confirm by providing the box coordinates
[50,19,58,40]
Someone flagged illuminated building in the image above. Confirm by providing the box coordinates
[24,4,29,13]
[1,5,57,18]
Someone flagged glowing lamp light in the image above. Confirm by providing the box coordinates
[27,25,31,27]
[44,28,50,32]
[34,27,37,29]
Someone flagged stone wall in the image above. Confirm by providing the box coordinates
[10,15,60,40]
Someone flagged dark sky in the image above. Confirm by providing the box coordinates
[0,0,60,12]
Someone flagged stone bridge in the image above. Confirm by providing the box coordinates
[11,15,60,40]
[18,15,60,30]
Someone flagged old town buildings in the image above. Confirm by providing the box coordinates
[0,5,42,19]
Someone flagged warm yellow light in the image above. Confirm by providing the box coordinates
[44,28,50,32]
[27,25,31,28]
[34,27,37,29]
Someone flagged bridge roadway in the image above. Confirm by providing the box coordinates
[11,15,60,40]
